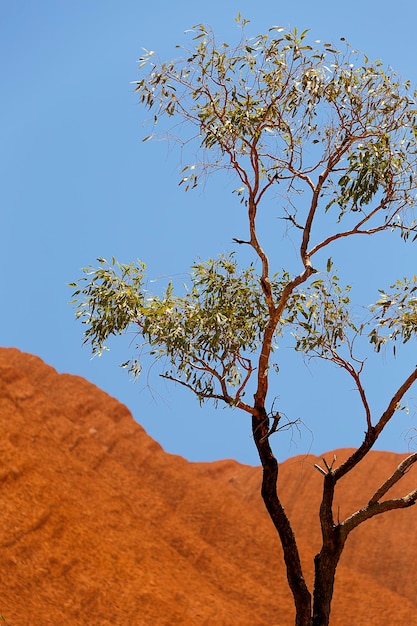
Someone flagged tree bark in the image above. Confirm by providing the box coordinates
[252,411,312,625]
[312,530,345,626]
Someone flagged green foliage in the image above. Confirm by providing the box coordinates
[71,20,417,626]
[133,20,417,226]
[69,258,146,356]
[286,272,357,358]
[330,137,405,217]
[73,254,278,404]
[74,19,417,417]
[142,255,268,402]
[71,251,368,403]
[369,277,417,351]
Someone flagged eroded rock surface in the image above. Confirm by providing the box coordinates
[0,348,416,625]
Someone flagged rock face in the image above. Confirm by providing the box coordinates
[0,347,416,625]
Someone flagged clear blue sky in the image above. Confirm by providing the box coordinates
[2,0,417,464]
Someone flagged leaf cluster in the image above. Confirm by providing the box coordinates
[285,268,357,358]
[69,258,146,356]
[134,21,417,225]
[369,277,417,351]
[72,255,276,404]
[71,251,374,407]
[142,255,267,394]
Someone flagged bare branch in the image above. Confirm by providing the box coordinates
[326,348,372,432]
[314,464,327,476]
[308,201,406,258]
[232,237,251,245]
[280,213,304,230]
[369,453,417,504]
[374,366,417,438]
[160,373,227,401]
[342,487,417,536]
[300,141,353,268]
[160,372,254,414]
[333,366,417,483]
[235,356,254,404]
[323,455,337,473]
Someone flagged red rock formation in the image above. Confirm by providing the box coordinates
[0,347,416,625]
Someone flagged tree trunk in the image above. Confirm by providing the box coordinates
[252,412,312,625]
[312,530,345,626]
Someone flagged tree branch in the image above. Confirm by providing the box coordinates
[300,141,353,268]
[333,366,417,483]
[160,372,254,413]
[369,453,417,504]
[308,200,404,258]
[252,410,312,621]
[325,348,372,432]
[235,356,254,405]
[374,366,417,438]
[342,487,417,536]
[254,264,317,410]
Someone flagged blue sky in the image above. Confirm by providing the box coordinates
[2,0,417,465]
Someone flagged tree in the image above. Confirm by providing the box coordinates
[71,18,417,626]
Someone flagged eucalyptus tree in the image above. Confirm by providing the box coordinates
[71,17,417,626]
